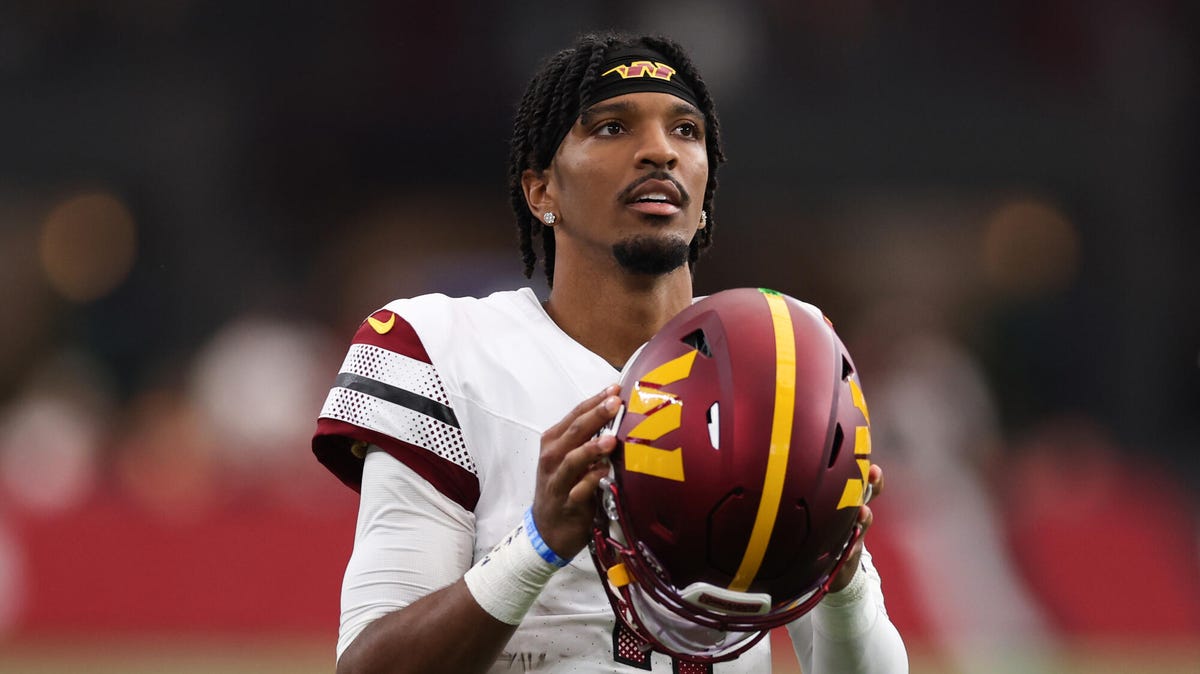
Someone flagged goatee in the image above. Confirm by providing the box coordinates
[612,234,690,276]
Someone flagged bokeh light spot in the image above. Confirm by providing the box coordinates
[981,198,1081,299]
[38,191,137,302]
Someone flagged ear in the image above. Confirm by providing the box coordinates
[521,167,555,221]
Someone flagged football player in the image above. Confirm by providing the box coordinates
[313,32,908,673]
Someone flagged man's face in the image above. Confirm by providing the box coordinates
[545,91,710,276]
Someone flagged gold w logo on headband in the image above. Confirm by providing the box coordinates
[602,60,676,81]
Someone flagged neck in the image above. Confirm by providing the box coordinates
[544,263,693,370]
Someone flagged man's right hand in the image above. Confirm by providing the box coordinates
[531,385,623,560]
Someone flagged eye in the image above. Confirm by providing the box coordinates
[675,121,701,139]
[596,121,625,136]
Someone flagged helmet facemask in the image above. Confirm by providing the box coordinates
[590,471,864,663]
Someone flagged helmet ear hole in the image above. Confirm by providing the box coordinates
[827,423,844,469]
[706,401,720,449]
[681,328,712,357]
[841,355,854,380]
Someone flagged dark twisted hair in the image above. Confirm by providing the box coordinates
[507,32,726,286]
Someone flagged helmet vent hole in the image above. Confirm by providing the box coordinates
[706,401,720,449]
[681,328,712,357]
[828,424,844,469]
[841,355,854,380]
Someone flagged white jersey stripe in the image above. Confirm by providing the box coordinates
[321,342,472,475]
[332,372,459,427]
[320,385,476,476]
[339,343,452,406]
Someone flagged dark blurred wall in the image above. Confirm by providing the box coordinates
[0,1,1196,476]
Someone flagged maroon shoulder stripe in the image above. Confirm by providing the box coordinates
[352,309,431,363]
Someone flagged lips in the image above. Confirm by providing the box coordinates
[625,178,684,216]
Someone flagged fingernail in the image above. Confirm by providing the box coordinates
[603,396,620,413]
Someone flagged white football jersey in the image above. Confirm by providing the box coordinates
[314,288,906,673]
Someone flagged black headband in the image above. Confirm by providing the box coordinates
[551,46,701,153]
[583,47,700,111]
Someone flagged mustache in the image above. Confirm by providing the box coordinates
[617,171,691,206]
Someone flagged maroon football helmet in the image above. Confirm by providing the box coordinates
[590,288,874,663]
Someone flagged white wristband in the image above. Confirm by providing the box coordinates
[821,559,870,608]
[814,558,878,639]
[463,512,566,625]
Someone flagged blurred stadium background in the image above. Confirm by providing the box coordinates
[1,2,1197,672]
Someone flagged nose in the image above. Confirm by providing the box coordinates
[634,126,678,170]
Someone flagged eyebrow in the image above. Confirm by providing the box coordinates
[578,100,704,128]
[579,101,634,128]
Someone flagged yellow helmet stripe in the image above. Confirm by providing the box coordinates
[729,290,797,592]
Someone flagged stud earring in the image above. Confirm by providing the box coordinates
[542,212,556,225]
[700,210,708,228]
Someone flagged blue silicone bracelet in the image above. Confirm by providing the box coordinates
[524,507,571,568]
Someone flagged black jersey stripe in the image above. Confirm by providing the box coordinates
[333,372,461,429]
